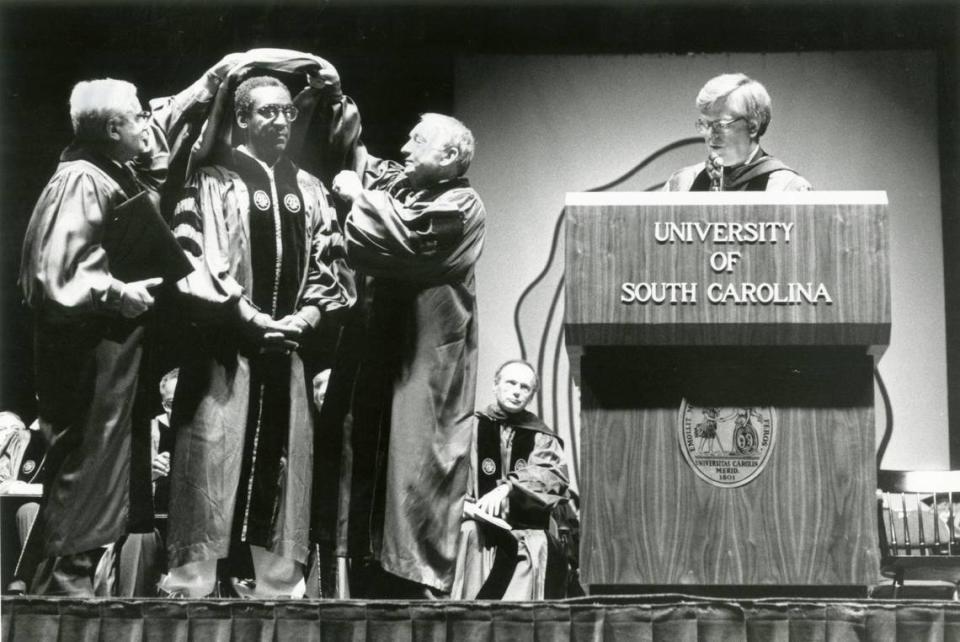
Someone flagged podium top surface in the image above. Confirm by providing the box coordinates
[563,192,890,350]
[565,191,889,207]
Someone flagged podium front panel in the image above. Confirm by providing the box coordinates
[577,347,879,589]
[565,192,889,349]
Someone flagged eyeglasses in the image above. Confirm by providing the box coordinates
[255,104,299,122]
[695,116,744,135]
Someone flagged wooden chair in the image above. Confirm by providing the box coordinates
[876,470,960,598]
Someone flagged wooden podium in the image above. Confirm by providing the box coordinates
[564,192,889,596]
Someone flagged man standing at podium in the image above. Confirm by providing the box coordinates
[664,73,812,192]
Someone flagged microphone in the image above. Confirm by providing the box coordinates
[708,153,724,192]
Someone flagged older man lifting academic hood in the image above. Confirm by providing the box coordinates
[305,64,485,598]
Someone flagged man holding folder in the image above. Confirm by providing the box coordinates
[18,77,182,595]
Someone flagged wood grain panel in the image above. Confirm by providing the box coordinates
[564,193,890,349]
[578,348,879,587]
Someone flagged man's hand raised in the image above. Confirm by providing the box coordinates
[331,171,363,205]
[306,66,341,91]
[251,312,303,354]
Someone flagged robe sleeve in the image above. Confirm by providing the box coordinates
[133,61,233,193]
[293,176,357,328]
[345,188,483,283]
[170,169,248,323]
[507,431,570,512]
[20,167,126,320]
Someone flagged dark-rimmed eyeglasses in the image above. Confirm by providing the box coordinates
[256,104,299,122]
[695,116,744,135]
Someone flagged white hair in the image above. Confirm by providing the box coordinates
[0,411,25,431]
[696,73,772,138]
[69,78,139,143]
[420,112,475,176]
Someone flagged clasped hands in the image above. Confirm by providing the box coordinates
[251,312,309,354]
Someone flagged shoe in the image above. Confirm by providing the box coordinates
[6,579,26,595]
[229,577,257,599]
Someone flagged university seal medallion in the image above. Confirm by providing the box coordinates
[253,190,271,211]
[678,401,776,488]
[480,458,496,476]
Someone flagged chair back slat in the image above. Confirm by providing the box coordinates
[916,492,927,553]
[901,493,912,549]
[933,491,942,549]
[883,494,896,555]
[877,470,960,574]
[951,494,956,555]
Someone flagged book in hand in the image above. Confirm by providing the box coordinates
[103,190,193,284]
[463,500,513,531]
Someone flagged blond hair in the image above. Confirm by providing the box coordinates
[696,73,772,137]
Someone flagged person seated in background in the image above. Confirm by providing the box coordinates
[0,411,45,490]
[150,368,177,512]
[1,411,48,595]
[451,360,571,600]
[663,73,812,192]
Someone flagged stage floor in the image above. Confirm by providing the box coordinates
[4,594,960,641]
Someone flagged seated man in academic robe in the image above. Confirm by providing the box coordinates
[451,360,571,600]
[0,411,46,490]
[663,73,812,192]
[1,411,47,595]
